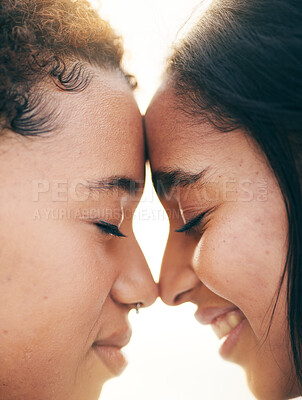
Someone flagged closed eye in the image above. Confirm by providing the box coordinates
[94,220,126,238]
[175,212,207,235]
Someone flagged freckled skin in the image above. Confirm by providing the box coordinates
[145,83,299,400]
[0,69,157,400]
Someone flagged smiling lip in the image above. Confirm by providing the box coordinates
[195,307,246,358]
[93,329,132,376]
[195,306,238,325]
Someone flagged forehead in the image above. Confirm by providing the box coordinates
[58,69,144,181]
[145,84,253,174]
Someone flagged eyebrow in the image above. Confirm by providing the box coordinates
[83,176,141,196]
[152,168,209,197]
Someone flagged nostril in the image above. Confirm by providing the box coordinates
[173,288,193,305]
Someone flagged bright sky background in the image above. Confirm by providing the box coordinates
[88,1,257,399]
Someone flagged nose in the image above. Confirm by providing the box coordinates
[111,235,158,309]
[159,232,201,306]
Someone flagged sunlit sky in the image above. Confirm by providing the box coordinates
[87,1,256,399]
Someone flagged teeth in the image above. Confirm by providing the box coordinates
[211,311,245,340]
[212,320,231,339]
[228,312,243,329]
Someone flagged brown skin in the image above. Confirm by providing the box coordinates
[145,82,299,400]
[0,69,158,400]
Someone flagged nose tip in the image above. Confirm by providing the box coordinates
[131,272,158,308]
[163,288,194,306]
[159,268,200,306]
[111,271,158,310]
[140,279,158,308]
[110,239,159,309]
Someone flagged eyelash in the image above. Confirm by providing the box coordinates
[94,221,126,238]
[175,212,208,236]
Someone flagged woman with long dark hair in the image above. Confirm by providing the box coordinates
[145,0,302,398]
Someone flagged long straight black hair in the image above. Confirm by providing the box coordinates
[167,0,302,391]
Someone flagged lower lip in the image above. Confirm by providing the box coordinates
[93,345,128,376]
[218,319,246,359]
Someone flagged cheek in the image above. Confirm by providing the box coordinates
[0,219,115,396]
[192,203,288,334]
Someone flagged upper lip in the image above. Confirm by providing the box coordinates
[93,328,132,349]
[195,306,239,325]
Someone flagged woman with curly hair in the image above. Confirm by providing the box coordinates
[0,1,157,399]
[146,0,302,399]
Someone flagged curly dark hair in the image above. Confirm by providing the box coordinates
[0,0,126,136]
